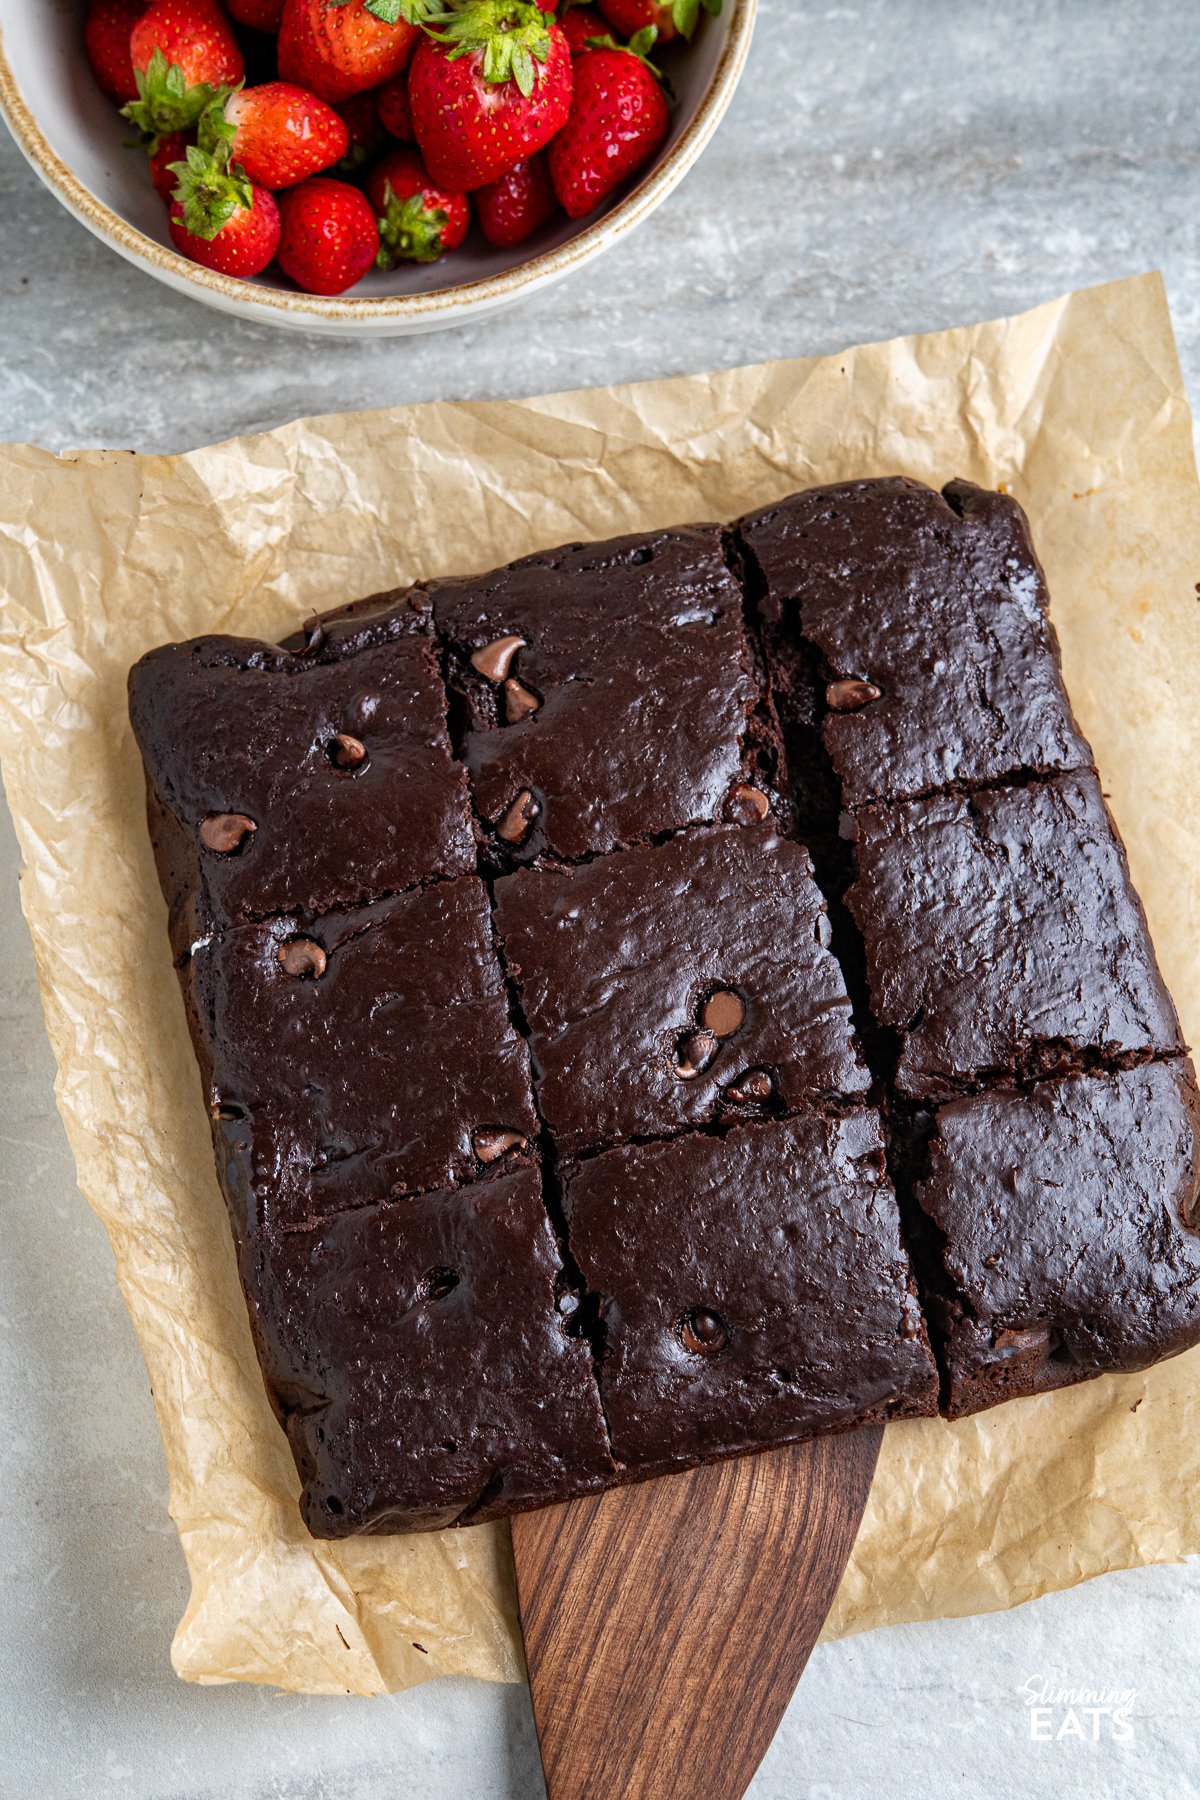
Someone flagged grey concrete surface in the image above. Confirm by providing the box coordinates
[2,2,1200,1796]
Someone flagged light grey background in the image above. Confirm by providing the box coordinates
[2,1,1199,1795]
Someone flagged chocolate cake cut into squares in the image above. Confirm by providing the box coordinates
[128,478,1200,1537]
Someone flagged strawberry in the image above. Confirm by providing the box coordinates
[595,0,720,43]
[557,4,605,54]
[476,150,555,246]
[376,71,414,140]
[149,128,193,199]
[225,0,284,25]
[408,1,572,192]
[548,30,668,218]
[200,82,349,187]
[277,0,431,105]
[366,146,470,265]
[167,141,281,273]
[277,175,380,292]
[84,0,149,103]
[124,0,245,144]
[334,89,387,170]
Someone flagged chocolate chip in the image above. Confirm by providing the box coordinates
[199,812,256,854]
[725,783,770,825]
[679,1308,729,1355]
[473,1127,527,1164]
[725,1069,773,1105]
[674,1029,718,1080]
[496,790,539,845]
[503,678,541,722]
[826,678,882,712]
[701,989,745,1038]
[423,1267,460,1301]
[329,732,367,769]
[471,634,526,682]
[278,937,327,979]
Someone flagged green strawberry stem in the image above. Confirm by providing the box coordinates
[168,140,253,240]
[586,28,668,84]
[328,0,443,21]
[424,1,554,97]
[121,48,217,149]
[672,0,721,39]
[376,185,448,266]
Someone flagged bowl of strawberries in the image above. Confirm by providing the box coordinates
[0,0,755,334]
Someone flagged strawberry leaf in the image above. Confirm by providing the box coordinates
[427,0,553,88]
[169,141,254,241]
[671,0,721,34]
[375,183,449,266]
[121,48,216,150]
[361,0,443,22]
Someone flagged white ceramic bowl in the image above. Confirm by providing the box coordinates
[0,0,755,335]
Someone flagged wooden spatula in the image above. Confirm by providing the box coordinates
[511,1425,882,1800]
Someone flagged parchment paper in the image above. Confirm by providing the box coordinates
[0,271,1197,1696]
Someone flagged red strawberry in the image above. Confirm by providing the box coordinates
[376,72,414,140]
[84,0,148,103]
[476,151,556,246]
[124,0,245,143]
[168,143,281,274]
[226,0,284,25]
[408,2,572,192]
[334,90,387,171]
[595,0,720,42]
[366,146,470,265]
[201,82,349,187]
[558,4,605,54]
[548,31,668,218]
[149,128,193,199]
[277,176,380,292]
[277,0,427,105]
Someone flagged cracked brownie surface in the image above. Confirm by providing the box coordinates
[128,476,1200,1536]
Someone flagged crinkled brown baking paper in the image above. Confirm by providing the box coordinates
[0,272,1197,1696]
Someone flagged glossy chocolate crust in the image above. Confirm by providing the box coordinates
[565,1111,937,1474]
[740,476,1093,810]
[128,478,1200,1537]
[844,772,1183,1101]
[494,824,868,1156]
[912,1062,1200,1416]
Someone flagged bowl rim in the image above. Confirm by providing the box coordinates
[0,0,756,324]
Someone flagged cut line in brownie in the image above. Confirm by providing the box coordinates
[432,526,785,865]
[738,477,1093,812]
[242,1166,616,1535]
[189,877,539,1235]
[911,1062,1200,1417]
[493,823,869,1158]
[844,771,1183,1101]
[128,627,477,955]
[564,1111,939,1475]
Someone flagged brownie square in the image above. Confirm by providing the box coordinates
[433,527,778,863]
[129,630,476,950]
[494,824,869,1157]
[189,878,539,1233]
[739,477,1092,810]
[244,1167,615,1535]
[845,771,1183,1100]
[565,1112,939,1474]
[913,1062,1200,1417]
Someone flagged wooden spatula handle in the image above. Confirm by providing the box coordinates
[512,1425,882,1800]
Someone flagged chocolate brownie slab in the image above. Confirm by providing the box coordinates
[190,878,539,1234]
[913,1062,1200,1416]
[564,1112,939,1474]
[244,1167,615,1534]
[739,477,1092,811]
[129,630,476,953]
[433,526,780,863]
[844,772,1183,1100]
[494,824,869,1156]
